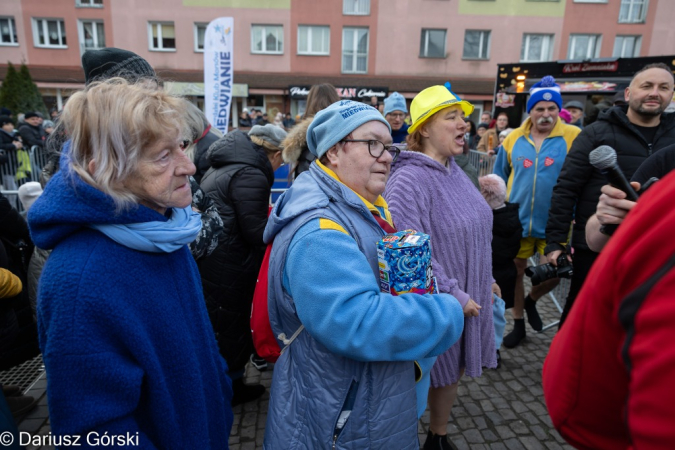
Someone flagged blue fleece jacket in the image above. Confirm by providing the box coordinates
[494,118,580,238]
[391,122,410,144]
[28,168,233,449]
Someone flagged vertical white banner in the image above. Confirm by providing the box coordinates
[204,17,234,135]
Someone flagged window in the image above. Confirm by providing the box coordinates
[298,25,329,55]
[520,34,553,62]
[0,17,18,45]
[619,0,648,23]
[463,30,490,60]
[79,20,105,52]
[420,29,446,58]
[567,34,601,60]
[342,27,368,73]
[251,25,283,54]
[343,0,370,15]
[33,18,67,48]
[148,22,175,51]
[613,35,641,57]
[76,0,103,6]
[194,23,207,52]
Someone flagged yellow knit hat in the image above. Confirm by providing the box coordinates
[409,82,474,134]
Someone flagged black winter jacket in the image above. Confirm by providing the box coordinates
[546,106,675,252]
[192,127,222,184]
[197,130,274,372]
[18,123,46,148]
[0,129,20,165]
[491,202,522,309]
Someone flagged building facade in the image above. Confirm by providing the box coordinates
[1,0,674,123]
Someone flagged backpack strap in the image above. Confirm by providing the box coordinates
[278,325,306,355]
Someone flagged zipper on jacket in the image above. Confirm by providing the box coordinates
[528,141,542,236]
[332,380,359,449]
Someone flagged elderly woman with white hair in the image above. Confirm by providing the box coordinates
[27,78,233,448]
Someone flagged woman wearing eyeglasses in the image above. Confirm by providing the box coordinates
[384,84,498,450]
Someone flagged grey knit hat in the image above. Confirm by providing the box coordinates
[248,124,287,149]
[82,48,156,84]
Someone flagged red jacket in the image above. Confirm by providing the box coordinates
[543,170,675,450]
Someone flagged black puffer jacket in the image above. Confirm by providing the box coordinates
[192,127,222,184]
[18,123,46,148]
[197,130,274,372]
[546,106,675,252]
[491,202,522,309]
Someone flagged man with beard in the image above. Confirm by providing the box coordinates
[545,63,675,329]
[494,76,581,348]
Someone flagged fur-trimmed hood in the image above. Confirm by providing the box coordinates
[281,117,313,164]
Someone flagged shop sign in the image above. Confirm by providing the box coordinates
[562,62,619,74]
[289,85,389,100]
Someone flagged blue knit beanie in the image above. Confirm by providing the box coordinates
[526,76,562,113]
[383,92,408,116]
[306,100,391,158]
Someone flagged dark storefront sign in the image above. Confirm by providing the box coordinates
[562,61,619,74]
[289,85,389,100]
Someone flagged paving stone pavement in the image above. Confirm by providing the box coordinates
[18,286,573,450]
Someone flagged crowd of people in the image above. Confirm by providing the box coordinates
[1,46,674,449]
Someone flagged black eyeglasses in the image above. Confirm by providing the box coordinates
[341,139,400,162]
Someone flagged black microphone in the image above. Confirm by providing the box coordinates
[589,145,639,202]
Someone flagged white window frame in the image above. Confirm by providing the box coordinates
[520,33,554,62]
[194,22,207,53]
[420,29,447,58]
[613,35,642,57]
[567,34,602,60]
[343,0,370,15]
[78,19,105,54]
[342,27,369,74]
[462,30,491,60]
[0,17,18,46]
[76,0,103,7]
[618,0,648,23]
[250,24,283,55]
[297,25,330,56]
[32,18,67,49]
[148,21,176,52]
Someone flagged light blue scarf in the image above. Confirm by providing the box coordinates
[90,205,202,253]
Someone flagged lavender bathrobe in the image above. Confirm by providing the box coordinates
[385,150,497,385]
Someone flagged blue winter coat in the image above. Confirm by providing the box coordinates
[262,161,464,449]
[28,166,233,449]
[493,117,580,238]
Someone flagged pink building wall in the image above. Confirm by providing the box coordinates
[375,0,564,80]
[560,0,656,59]
[108,0,291,74]
[20,0,112,67]
[290,0,380,76]
[649,0,675,56]
[1,0,28,63]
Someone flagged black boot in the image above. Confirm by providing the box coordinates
[231,378,265,406]
[503,319,526,348]
[422,430,458,450]
[524,295,542,332]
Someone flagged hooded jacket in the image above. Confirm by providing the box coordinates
[192,126,221,184]
[198,130,274,372]
[27,165,233,448]
[281,117,313,178]
[546,106,675,251]
[262,162,464,449]
[494,117,580,239]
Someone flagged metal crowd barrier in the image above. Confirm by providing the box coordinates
[468,150,497,176]
[1,145,49,212]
